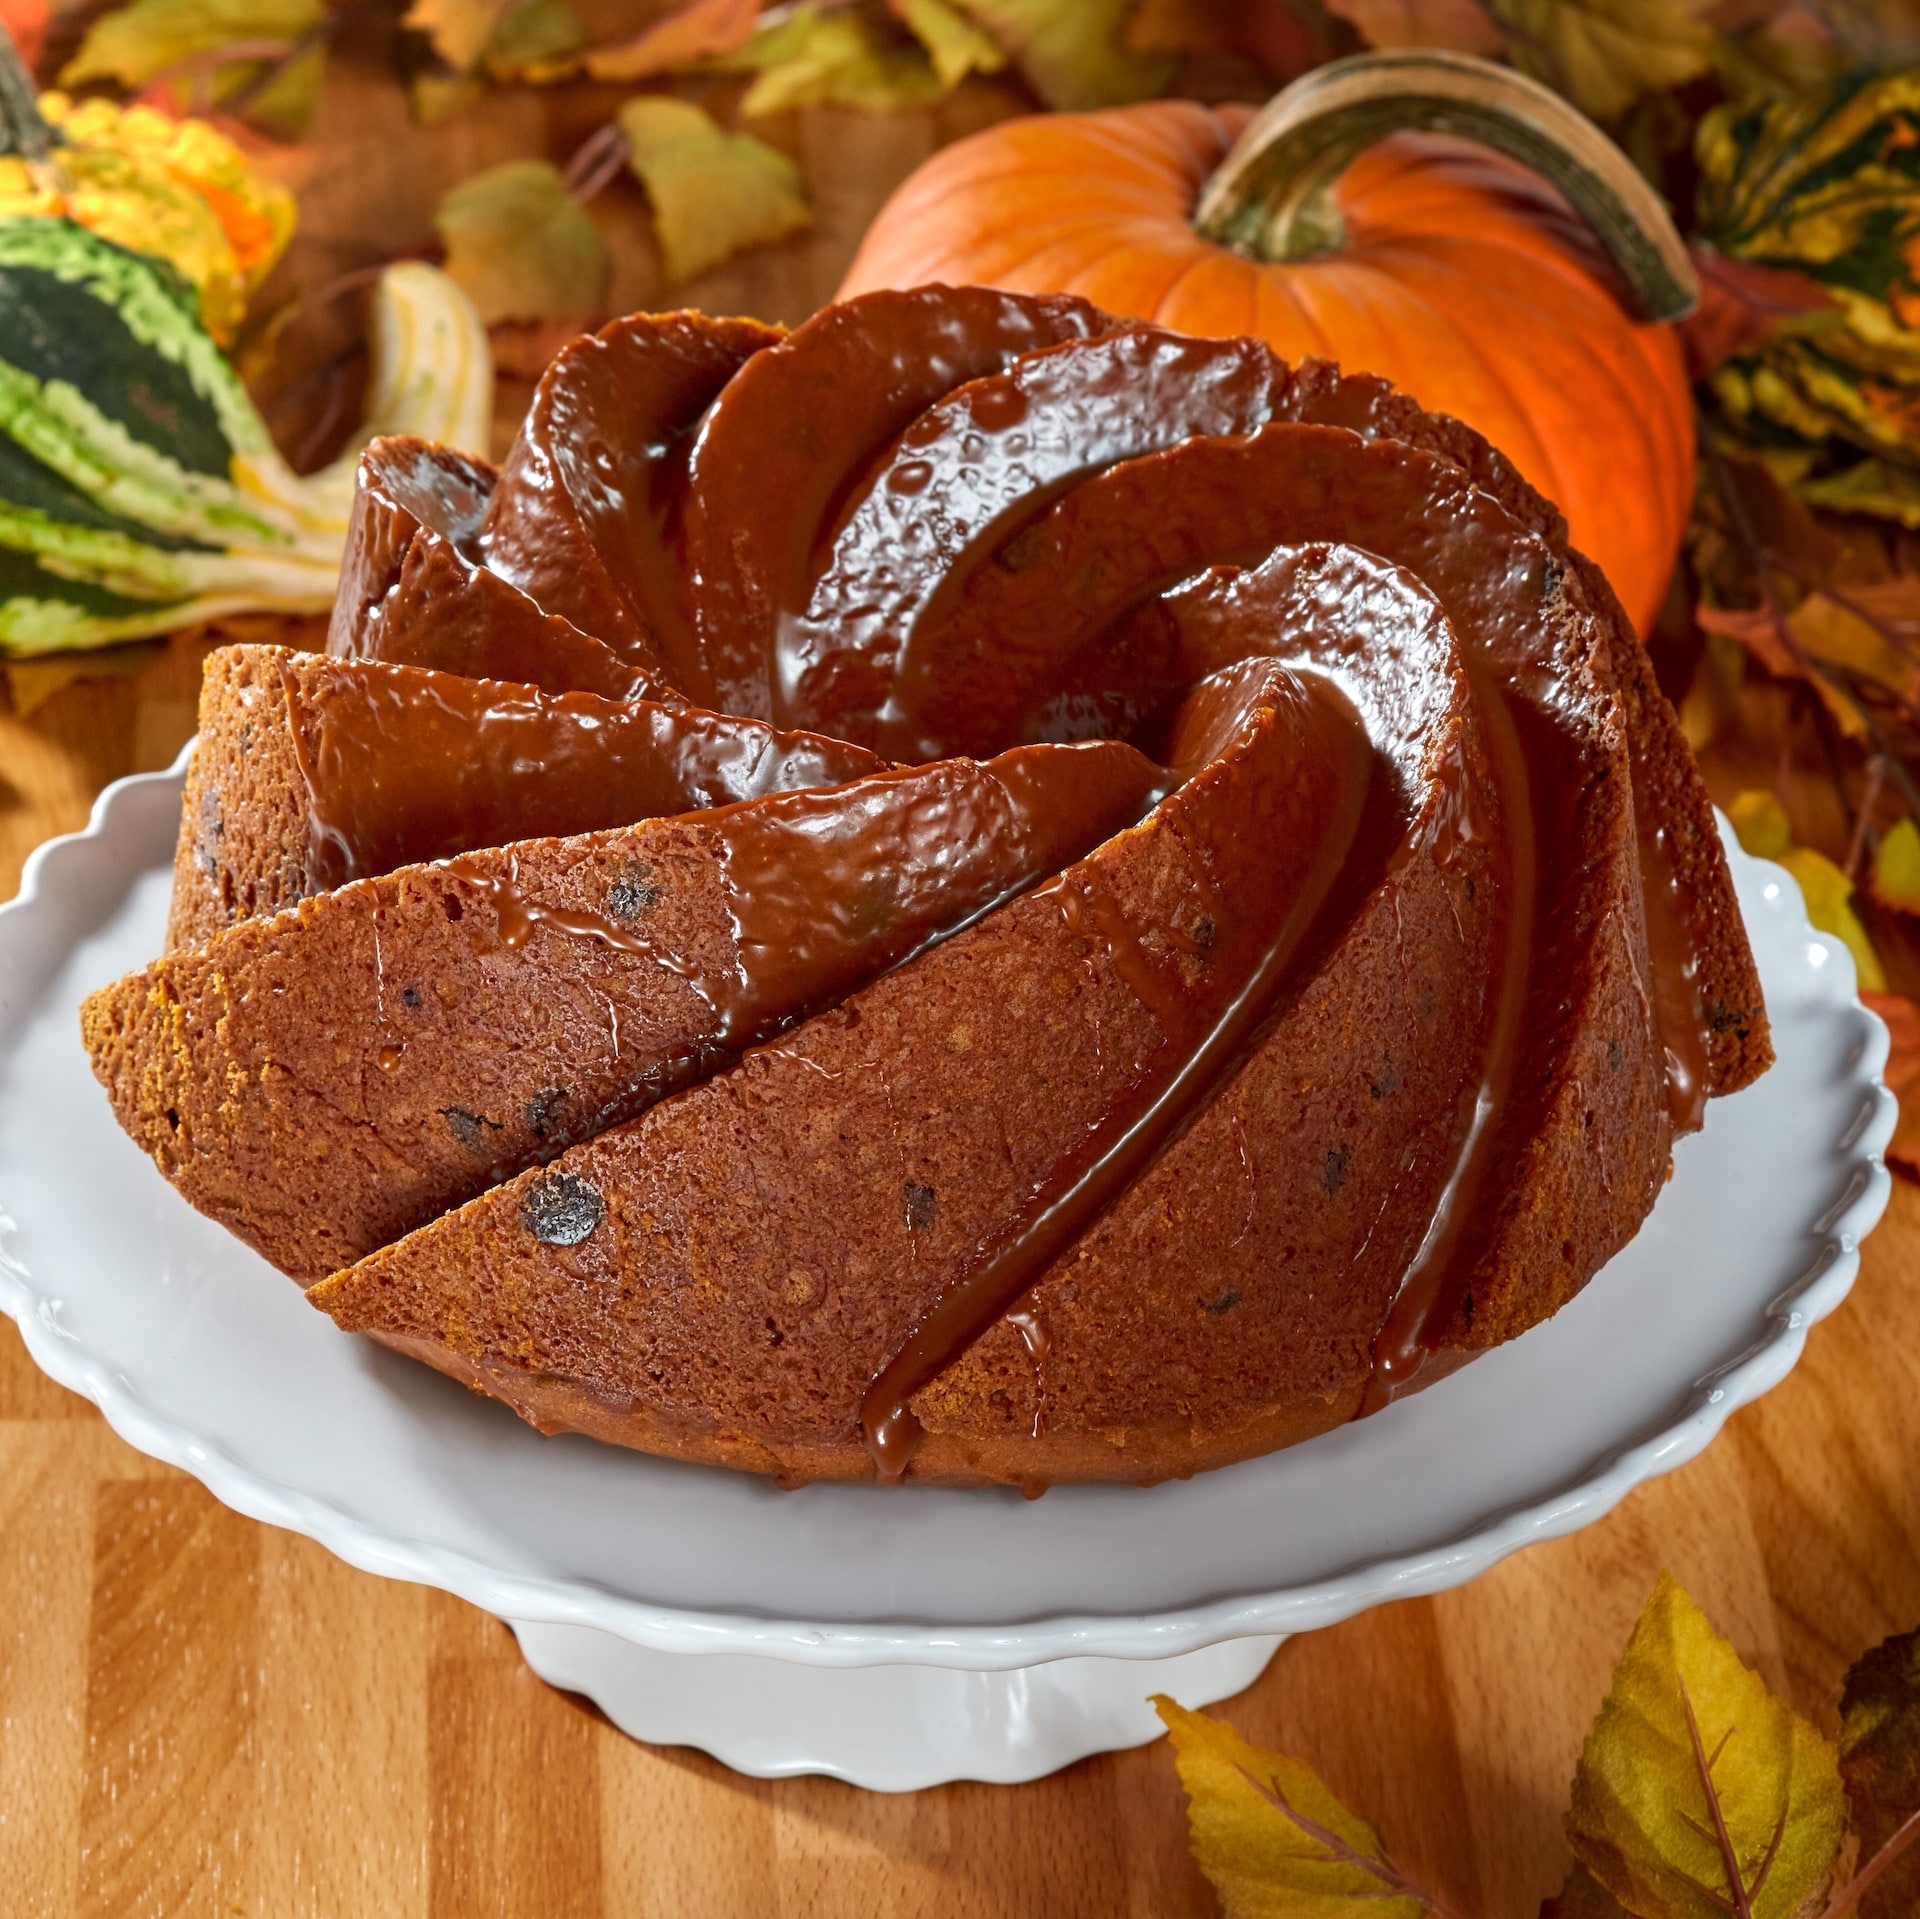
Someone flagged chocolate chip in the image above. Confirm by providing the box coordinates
[524,1085,569,1138]
[521,1171,603,1247]
[1323,1145,1351,1197]
[1191,915,1216,951]
[1369,1065,1399,1100]
[1203,1288,1241,1316]
[903,1180,938,1233]
[1607,1038,1623,1070]
[441,1106,501,1150]
[606,863,659,922]
[401,985,422,1009]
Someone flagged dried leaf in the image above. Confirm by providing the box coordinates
[1730,790,1888,991]
[1791,593,1920,705]
[718,4,948,115]
[948,0,1172,109]
[1155,1696,1430,1918]
[1861,991,1920,1180]
[486,0,583,71]
[1840,1622,1920,1909]
[1871,818,1920,915]
[617,95,808,285]
[1123,0,1322,71]
[404,0,502,70]
[551,0,759,84]
[62,0,323,88]
[1683,246,1839,382]
[1539,1862,1636,1919]
[434,158,608,324]
[891,0,1005,86]
[1324,0,1503,56]
[1566,1572,1847,1919]
[1482,0,1714,122]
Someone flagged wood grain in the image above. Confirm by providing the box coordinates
[4,47,1920,1919]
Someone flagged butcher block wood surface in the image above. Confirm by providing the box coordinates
[3,49,1920,1919]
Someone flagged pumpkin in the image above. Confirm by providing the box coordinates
[839,50,1699,635]
[0,218,492,654]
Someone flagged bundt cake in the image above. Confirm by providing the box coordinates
[82,284,1771,1489]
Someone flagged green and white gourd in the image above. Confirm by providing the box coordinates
[0,217,492,654]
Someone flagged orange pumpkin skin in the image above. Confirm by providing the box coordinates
[838,101,1693,636]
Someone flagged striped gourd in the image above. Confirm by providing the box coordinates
[1697,67,1920,523]
[0,216,492,655]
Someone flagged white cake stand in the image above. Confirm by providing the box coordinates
[0,750,1892,1789]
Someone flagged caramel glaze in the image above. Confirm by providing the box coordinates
[329,437,663,704]
[678,285,1116,716]
[279,654,884,892]
[477,312,781,673]
[861,664,1381,1476]
[445,738,1168,1057]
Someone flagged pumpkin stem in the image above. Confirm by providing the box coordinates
[1193,50,1698,323]
[0,27,57,167]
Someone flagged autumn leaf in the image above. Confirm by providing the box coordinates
[62,0,323,89]
[1682,246,1839,384]
[1861,990,1920,1181]
[404,0,501,71]
[1123,0,1322,72]
[524,0,758,85]
[485,0,582,71]
[1155,1696,1437,1917]
[1323,0,1503,57]
[717,4,948,115]
[948,0,1172,110]
[618,95,808,285]
[2,0,48,68]
[1539,1862,1635,1919]
[1839,1623,1920,1913]
[1482,0,1714,123]
[1799,461,1920,532]
[434,158,608,324]
[1566,1573,1847,1919]
[1871,818,1920,917]
[892,0,1005,86]
[1730,789,1888,990]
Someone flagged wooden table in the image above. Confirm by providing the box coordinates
[4,52,1920,1919]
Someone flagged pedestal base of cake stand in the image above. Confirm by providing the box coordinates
[507,1619,1285,1790]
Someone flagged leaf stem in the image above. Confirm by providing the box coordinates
[1679,1678,1756,1919]
[1824,1803,1920,1918]
[1234,1762,1468,1918]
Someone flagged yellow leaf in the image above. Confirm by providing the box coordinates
[1324,0,1504,56]
[1873,819,1920,916]
[948,0,1172,108]
[1798,458,1920,530]
[1730,789,1889,989]
[1790,592,1918,706]
[719,4,949,114]
[1482,0,1714,122]
[1154,1697,1429,1918]
[62,0,323,88]
[617,96,809,286]
[404,0,503,71]
[891,0,1005,86]
[558,0,762,82]
[1566,1573,1847,1919]
[1839,1621,1920,1909]
[1861,990,1920,1183]
[1728,788,1793,861]
[486,0,583,71]
[434,159,609,324]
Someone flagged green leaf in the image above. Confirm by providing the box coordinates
[891,0,1005,86]
[1481,0,1713,123]
[62,0,323,88]
[948,0,1171,109]
[617,96,809,286]
[1841,1624,1920,1919]
[434,159,608,325]
[719,4,950,114]
[1155,1697,1430,1918]
[1566,1573,1847,1919]
[1798,459,1920,530]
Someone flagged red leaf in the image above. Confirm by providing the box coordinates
[1863,990,1920,1181]
[1681,244,1838,380]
